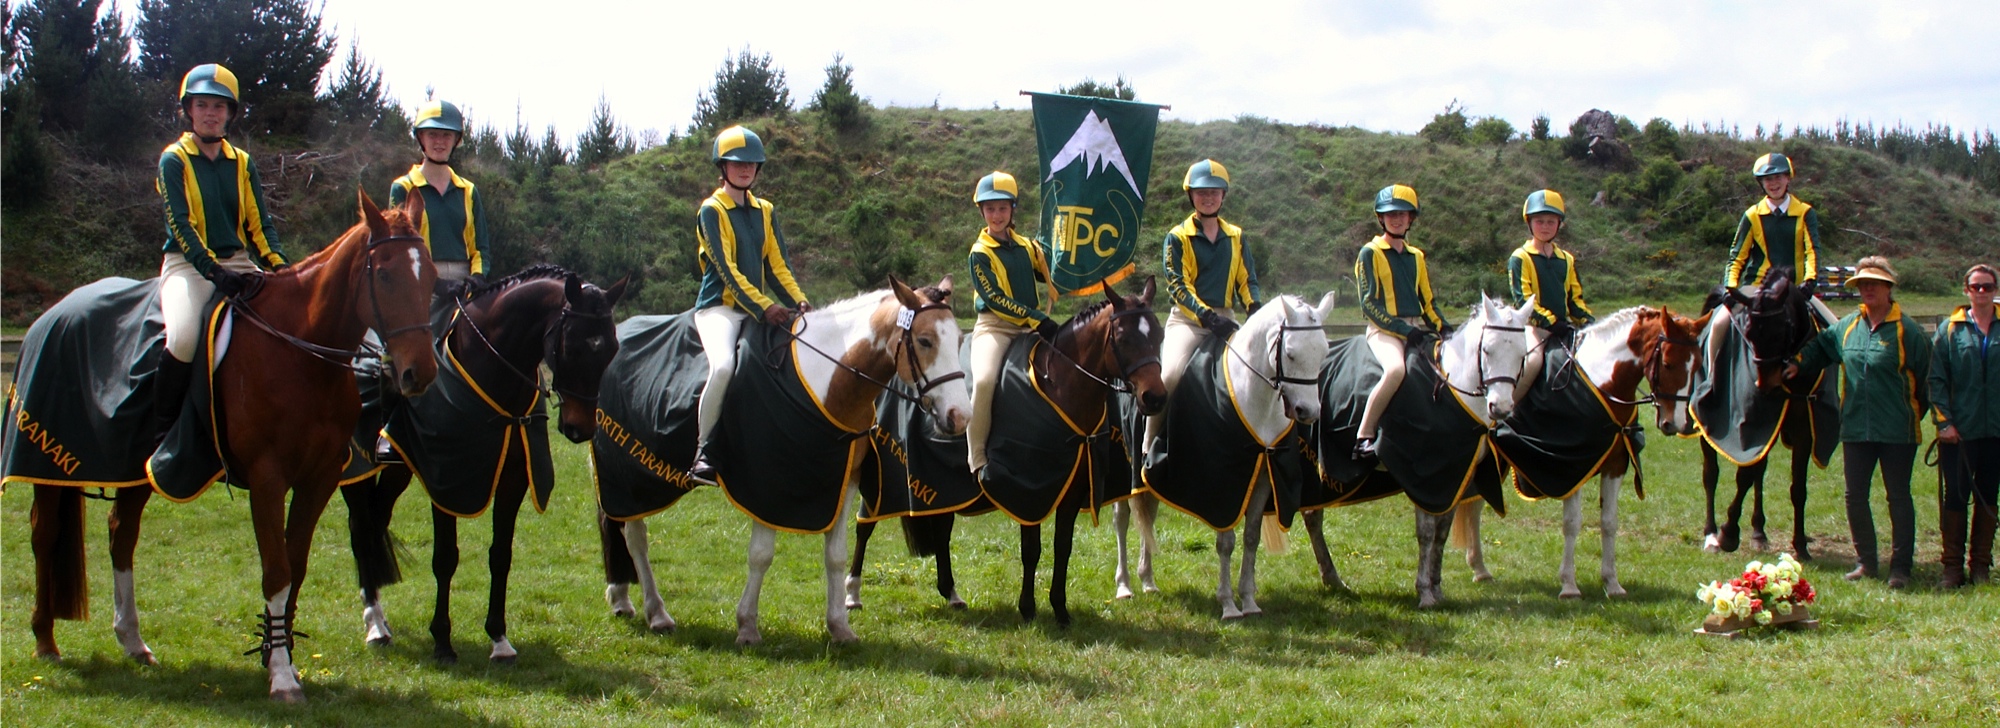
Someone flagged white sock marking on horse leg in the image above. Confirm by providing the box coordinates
[362,590,392,645]
[1463,503,1493,582]
[736,523,775,645]
[1137,495,1160,593]
[1559,494,1583,599]
[490,636,517,662]
[605,583,633,617]
[112,570,154,663]
[1216,530,1242,619]
[624,519,675,631]
[266,587,302,701]
[1239,514,1264,616]
[1113,502,1135,599]
[1601,475,1627,597]
[824,495,858,644]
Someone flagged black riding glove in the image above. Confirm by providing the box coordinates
[1405,328,1434,349]
[467,273,487,290]
[1199,309,1240,338]
[1035,319,1061,342]
[1799,278,1819,298]
[1547,321,1576,345]
[208,267,262,300]
[762,304,795,328]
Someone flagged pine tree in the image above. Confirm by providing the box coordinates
[574,94,631,168]
[135,0,334,138]
[807,53,865,133]
[11,0,146,158]
[691,48,791,134]
[1057,75,1136,101]
[319,42,389,135]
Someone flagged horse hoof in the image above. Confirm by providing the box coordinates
[1222,607,1244,620]
[828,627,860,645]
[1793,543,1813,560]
[1605,585,1629,599]
[1718,526,1741,553]
[1416,596,1442,610]
[606,584,635,617]
[1141,579,1159,594]
[1018,598,1036,623]
[1750,537,1772,552]
[132,650,158,666]
[1115,585,1135,600]
[844,597,863,610]
[1559,590,1582,600]
[36,650,61,663]
[947,598,968,610]
[433,649,458,666]
[1239,599,1263,617]
[1054,611,1072,628]
[490,654,518,666]
[1701,534,1721,553]
[735,631,762,646]
[1472,571,1495,583]
[270,687,306,704]
[366,635,392,647]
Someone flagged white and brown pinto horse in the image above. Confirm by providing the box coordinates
[1456,306,1708,598]
[1112,293,1336,619]
[605,278,969,644]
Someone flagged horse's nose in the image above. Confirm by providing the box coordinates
[398,365,430,397]
[936,406,970,436]
[1140,390,1166,414]
[558,421,591,443]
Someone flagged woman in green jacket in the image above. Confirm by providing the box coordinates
[1931,263,2000,587]
[965,171,1058,474]
[1507,189,1594,403]
[1788,256,1932,588]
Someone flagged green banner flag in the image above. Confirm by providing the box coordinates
[1030,93,1163,296]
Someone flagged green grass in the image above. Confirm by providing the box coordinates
[5,427,2000,725]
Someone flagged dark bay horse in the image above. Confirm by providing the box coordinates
[1694,268,1831,558]
[342,266,626,664]
[27,190,437,702]
[989,277,1167,627]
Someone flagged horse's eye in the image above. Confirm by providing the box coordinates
[918,337,934,349]
[587,336,605,351]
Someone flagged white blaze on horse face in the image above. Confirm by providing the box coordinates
[1280,297,1326,423]
[925,316,972,434]
[405,245,424,281]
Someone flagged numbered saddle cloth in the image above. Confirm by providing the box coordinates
[377,328,555,518]
[1300,335,1506,516]
[590,312,708,520]
[1144,336,1303,531]
[1690,306,1838,467]
[979,335,1137,525]
[1493,347,1646,501]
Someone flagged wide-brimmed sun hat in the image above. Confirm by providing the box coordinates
[1846,256,1899,287]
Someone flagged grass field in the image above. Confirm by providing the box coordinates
[5,416,2000,725]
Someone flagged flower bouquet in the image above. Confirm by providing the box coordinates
[1693,553,1820,638]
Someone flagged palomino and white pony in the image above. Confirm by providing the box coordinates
[603,278,970,644]
[1112,293,1336,619]
[1455,306,1709,598]
[1302,294,1536,608]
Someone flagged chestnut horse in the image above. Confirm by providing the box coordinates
[27,191,437,703]
[342,266,627,663]
[1457,306,1709,597]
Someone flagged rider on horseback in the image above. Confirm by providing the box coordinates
[689,125,812,484]
[1353,184,1449,459]
[965,171,1058,474]
[1508,189,1595,403]
[389,99,487,294]
[1143,159,1263,457]
[155,63,290,438]
[1726,153,1835,324]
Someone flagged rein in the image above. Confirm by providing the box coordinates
[1043,307,1158,393]
[1601,330,1702,408]
[224,233,430,372]
[1227,318,1324,390]
[448,291,612,409]
[778,300,963,415]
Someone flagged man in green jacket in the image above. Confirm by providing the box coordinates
[155,63,289,437]
[1789,256,1931,587]
[1930,263,2000,586]
[1145,159,1262,457]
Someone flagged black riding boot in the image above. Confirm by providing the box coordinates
[153,354,195,444]
[1941,508,1968,589]
[1972,505,1998,584]
[688,444,717,486]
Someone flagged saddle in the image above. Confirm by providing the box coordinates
[860,337,989,522]
[1493,346,1646,501]
[978,335,1141,526]
[1690,305,1839,467]
[1143,336,1305,530]
[1300,335,1507,516]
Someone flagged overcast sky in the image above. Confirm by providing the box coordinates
[111,0,2000,143]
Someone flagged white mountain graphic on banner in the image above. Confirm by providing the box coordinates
[1043,110,1143,199]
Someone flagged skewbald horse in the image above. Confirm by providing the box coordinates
[29,190,437,703]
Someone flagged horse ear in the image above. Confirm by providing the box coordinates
[603,275,630,307]
[933,275,953,301]
[889,275,923,310]
[1517,294,1537,319]
[401,186,426,230]
[1314,291,1337,322]
[1138,275,1157,307]
[565,274,583,303]
[1100,278,1123,308]
[358,187,387,237]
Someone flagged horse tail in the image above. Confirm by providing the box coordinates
[1449,500,1480,551]
[902,513,951,558]
[342,479,405,590]
[1260,514,1289,555]
[32,485,90,621]
[598,508,639,585]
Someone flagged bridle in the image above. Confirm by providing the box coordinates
[1228,312,1323,390]
[1601,327,1702,408]
[1437,319,1529,398]
[449,283,614,410]
[227,232,431,372]
[1045,305,1160,393]
[780,298,964,419]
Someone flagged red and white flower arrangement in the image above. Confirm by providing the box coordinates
[1696,553,1816,626]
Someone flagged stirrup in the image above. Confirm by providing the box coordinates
[374,435,401,465]
[687,449,717,486]
[1352,437,1380,461]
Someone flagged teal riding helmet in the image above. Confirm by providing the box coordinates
[1183,159,1230,191]
[712,125,767,165]
[974,171,1019,204]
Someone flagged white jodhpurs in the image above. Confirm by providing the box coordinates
[694,305,751,442]
[1142,308,1227,456]
[159,253,261,364]
[434,260,471,283]
[1356,321,1419,440]
[966,313,1029,471]
[1516,325,1552,404]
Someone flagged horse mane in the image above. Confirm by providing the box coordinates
[1060,300,1112,335]
[266,206,421,279]
[821,289,893,316]
[467,263,575,300]
[1580,306,1649,339]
